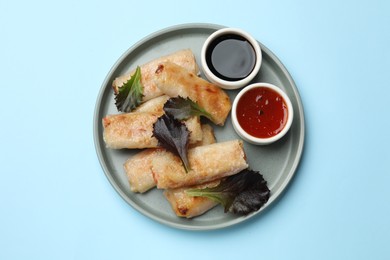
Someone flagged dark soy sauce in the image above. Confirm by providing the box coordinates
[206,34,256,81]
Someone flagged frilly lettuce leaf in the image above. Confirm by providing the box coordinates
[186,169,270,215]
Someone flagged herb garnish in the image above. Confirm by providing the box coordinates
[186,169,270,215]
[163,96,213,121]
[115,66,144,112]
[152,114,191,172]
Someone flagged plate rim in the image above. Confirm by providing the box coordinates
[93,23,305,231]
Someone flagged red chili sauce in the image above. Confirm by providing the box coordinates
[236,87,288,138]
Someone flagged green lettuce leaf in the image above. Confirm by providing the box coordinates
[115,66,143,112]
[186,169,270,215]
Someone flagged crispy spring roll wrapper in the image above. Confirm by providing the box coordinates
[135,95,203,143]
[164,180,220,218]
[184,117,202,142]
[152,140,248,189]
[134,95,170,114]
[125,124,216,193]
[102,96,169,149]
[154,62,232,126]
[188,124,216,149]
[124,148,165,193]
[112,49,200,102]
[103,112,202,149]
[103,112,159,149]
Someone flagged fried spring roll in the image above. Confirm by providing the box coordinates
[125,124,216,193]
[103,112,203,149]
[193,124,216,147]
[135,95,203,143]
[112,49,200,102]
[103,112,159,149]
[164,180,220,218]
[134,95,170,114]
[154,62,231,125]
[188,124,216,149]
[124,148,165,193]
[152,140,248,189]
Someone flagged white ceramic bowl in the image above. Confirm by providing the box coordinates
[201,28,262,90]
[231,83,294,145]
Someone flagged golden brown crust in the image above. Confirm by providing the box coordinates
[103,102,203,149]
[153,62,231,126]
[164,180,220,218]
[152,140,248,189]
[124,124,217,193]
[124,148,165,193]
[112,49,200,102]
[134,95,170,114]
[189,124,216,149]
[103,112,159,149]
[134,95,202,143]
[183,116,202,143]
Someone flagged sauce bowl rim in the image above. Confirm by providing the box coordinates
[201,28,262,90]
[231,82,294,145]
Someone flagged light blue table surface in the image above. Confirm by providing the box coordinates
[1,0,389,259]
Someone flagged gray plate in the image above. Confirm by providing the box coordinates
[93,23,305,230]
